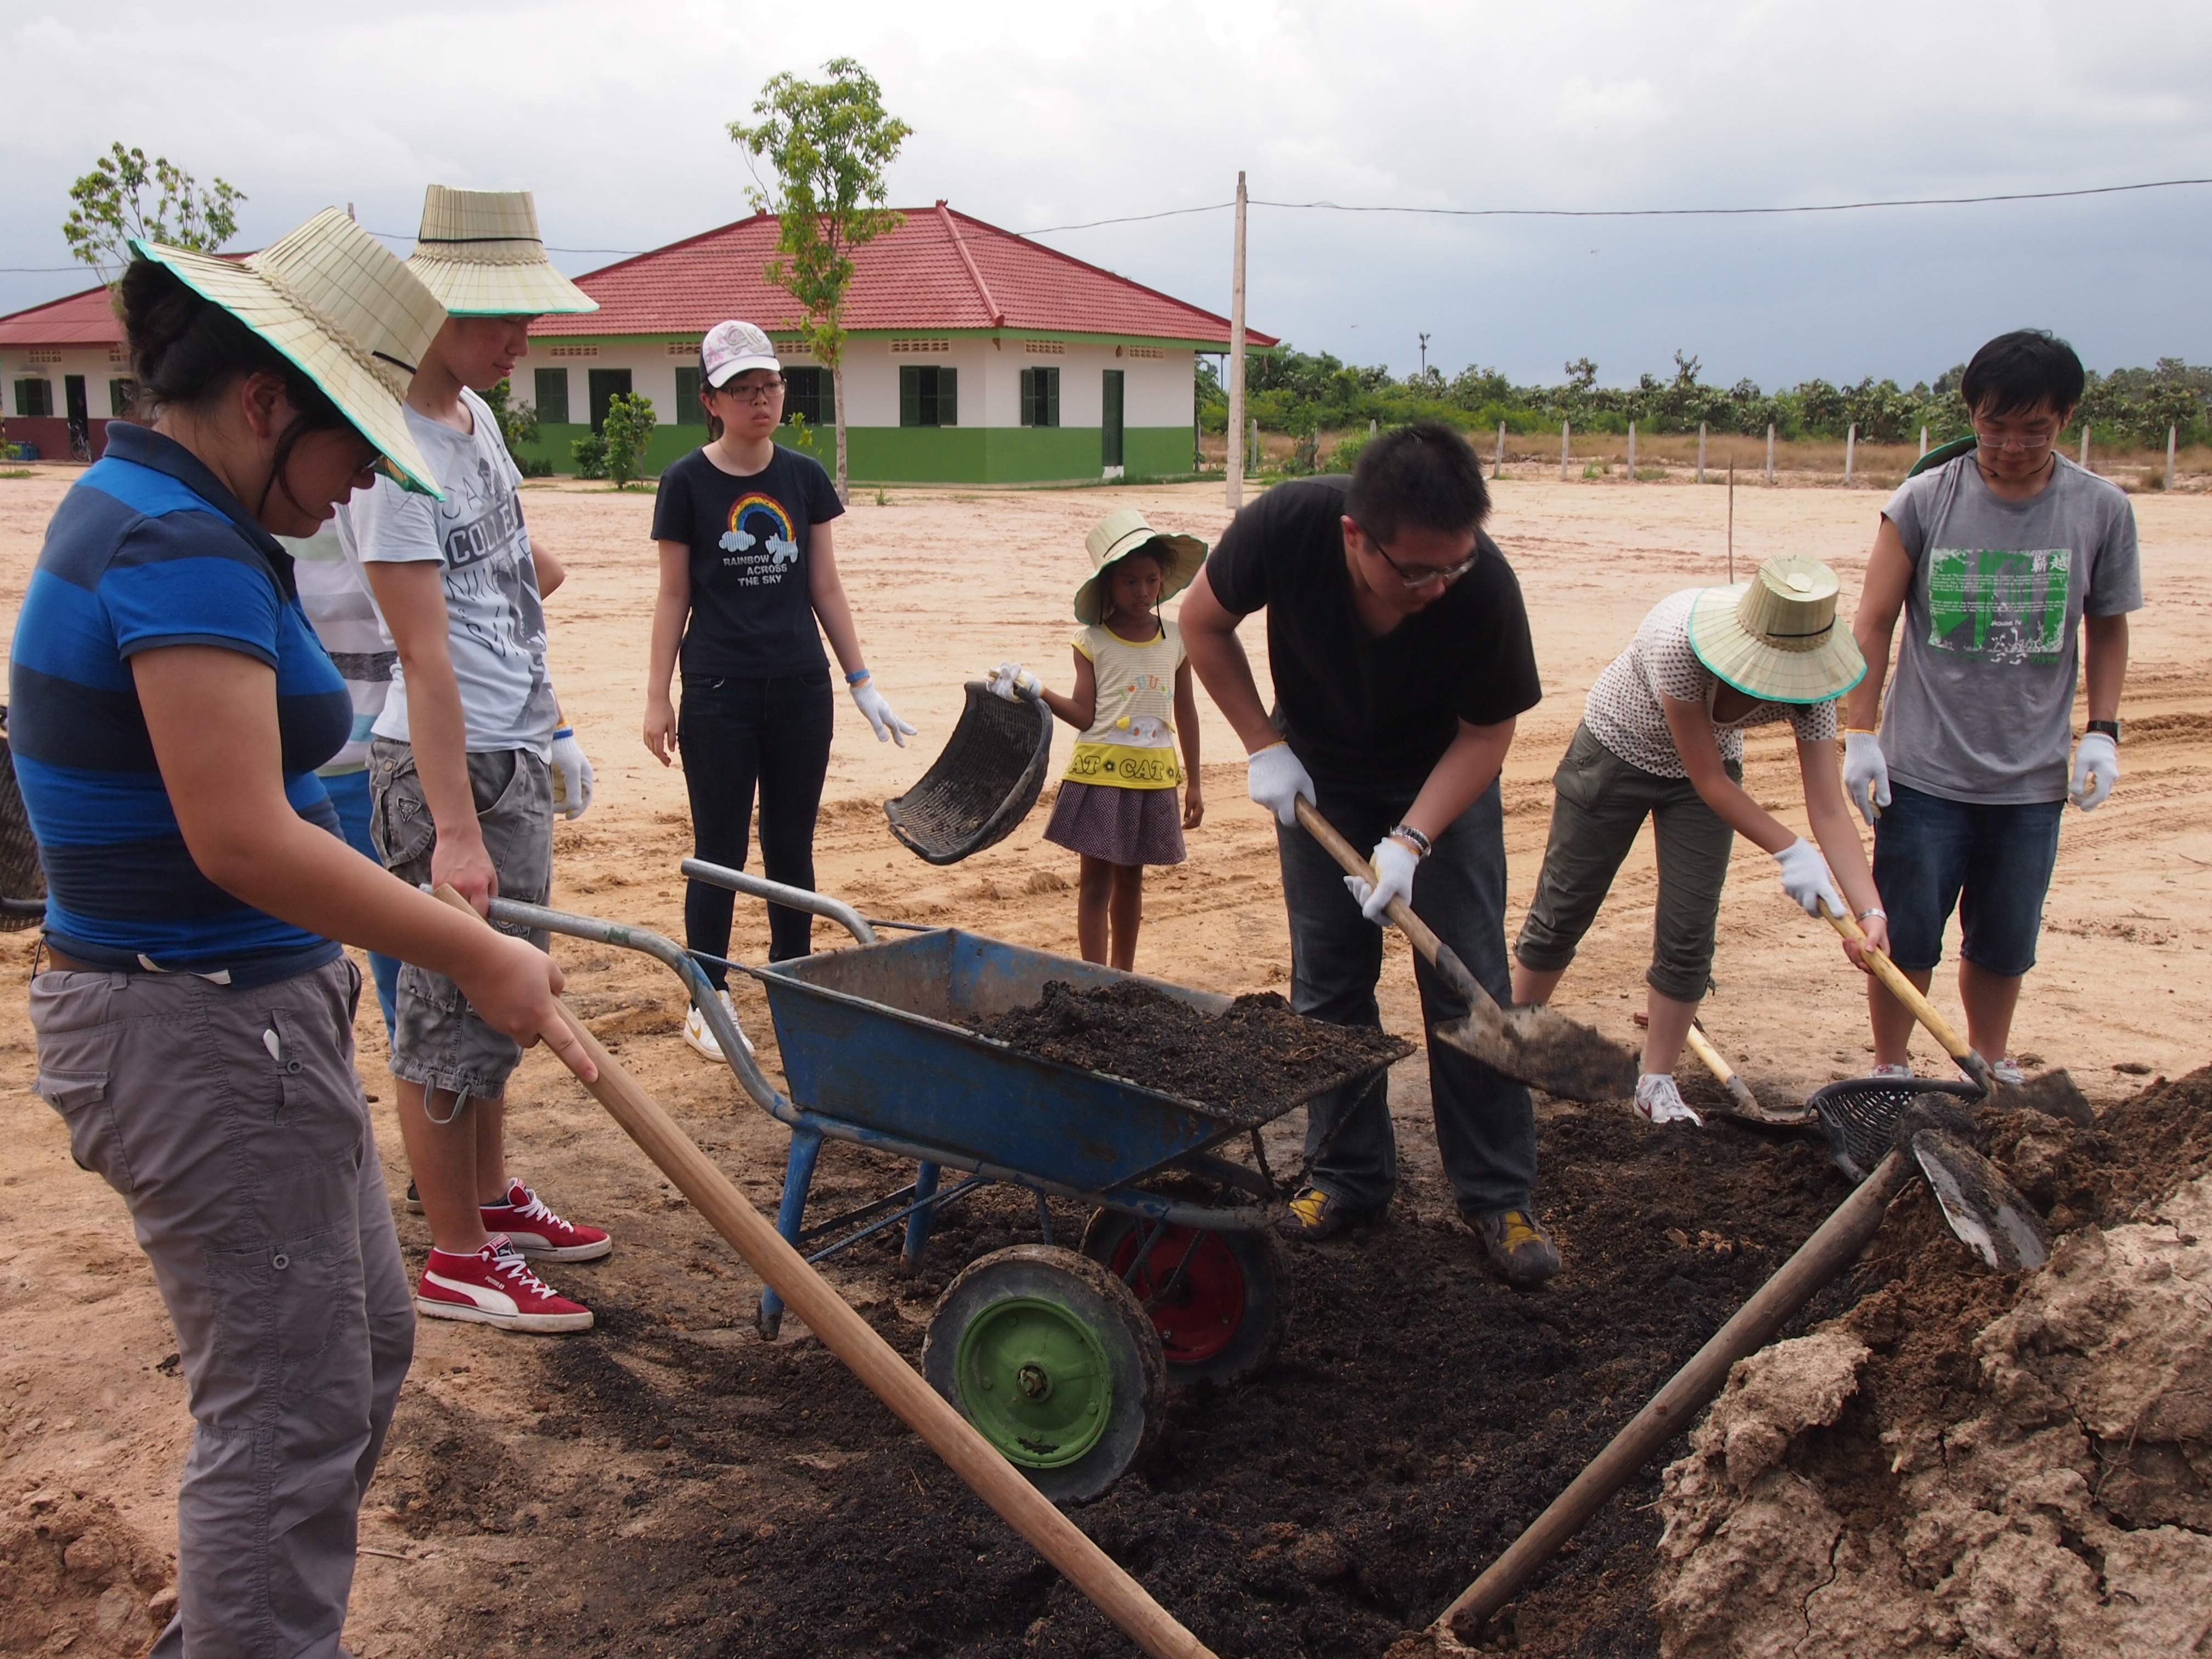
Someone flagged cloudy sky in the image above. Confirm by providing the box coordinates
[4,0,2209,388]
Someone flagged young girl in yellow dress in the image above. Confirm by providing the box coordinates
[989,510,1207,969]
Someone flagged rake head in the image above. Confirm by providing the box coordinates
[1807,1076,1983,1182]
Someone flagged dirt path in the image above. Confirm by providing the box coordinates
[0,469,2204,1656]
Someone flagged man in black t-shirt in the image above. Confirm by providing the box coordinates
[1183,422,1559,1285]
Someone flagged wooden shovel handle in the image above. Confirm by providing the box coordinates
[429,888,1216,1659]
[1682,1023,1734,1087]
[1290,798,1499,1011]
[1821,902,1991,1088]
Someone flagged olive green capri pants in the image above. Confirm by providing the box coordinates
[1514,724,1740,1004]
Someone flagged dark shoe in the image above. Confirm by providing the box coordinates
[405,1179,422,1214]
[1466,1207,1561,1286]
[1276,1186,1367,1244]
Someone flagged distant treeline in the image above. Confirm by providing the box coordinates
[1200,348,2212,452]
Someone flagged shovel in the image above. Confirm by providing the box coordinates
[1821,903,2092,1126]
[1294,799,1638,1103]
[1428,1076,2049,1645]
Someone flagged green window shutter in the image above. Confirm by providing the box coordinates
[1019,368,1035,427]
[1045,367,1060,428]
[900,365,919,428]
[674,367,703,425]
[108,379,133,417]
[534,367,569,425]
[938,366,956,428]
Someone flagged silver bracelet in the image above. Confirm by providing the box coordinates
[1387,823,1434,859]
[1857,906,1887,922]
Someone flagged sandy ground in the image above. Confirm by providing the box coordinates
[0,465,2205,1655]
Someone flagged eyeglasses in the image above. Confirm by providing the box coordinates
[721,377,786,403]
[1355,522,1479,589]
[1971,422,2057,452]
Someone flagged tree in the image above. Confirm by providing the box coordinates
[730,59,912,503]
[482,379,539,452]
[600,392,656,490]
[63,143,244,282]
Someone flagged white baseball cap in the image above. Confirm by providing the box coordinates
[701,319,781,388]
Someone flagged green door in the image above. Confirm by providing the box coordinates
[1101,370,1125,470]
[588,368,633,432]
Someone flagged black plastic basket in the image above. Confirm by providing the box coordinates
[1807,1076,1983,1181]
[883,684,1055,866]
[0,712,47,931]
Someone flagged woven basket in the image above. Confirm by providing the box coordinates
[884,684,1054,866]
[0,714,48,930]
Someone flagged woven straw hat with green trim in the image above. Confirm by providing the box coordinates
[1685,554,1866,704]
[131,208,446,498]
[404,186,598,318]
[1074,509,1207,625]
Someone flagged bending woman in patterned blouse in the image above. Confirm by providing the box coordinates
[1509,555,1886,1126]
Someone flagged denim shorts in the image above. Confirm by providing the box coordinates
[1872,782,2064,977]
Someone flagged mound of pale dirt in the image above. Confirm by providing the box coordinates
[1650,1068,2212,1658]
[0,1488,176,1656]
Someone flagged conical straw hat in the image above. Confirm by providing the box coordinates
[1685,554,1866,704]
[131,208,444,497]
[1074,509,1208,624]
[405,186,598,317]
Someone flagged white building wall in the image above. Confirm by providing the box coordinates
[4,343,134,419]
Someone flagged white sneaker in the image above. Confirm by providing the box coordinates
[1634,1073,1703,1126]
[1992,1057,2025,1086]
[1867,1062,1915,1080]
[682,990,754,1062]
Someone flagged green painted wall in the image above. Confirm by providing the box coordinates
[510,423,1199,484]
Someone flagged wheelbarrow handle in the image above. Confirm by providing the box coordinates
[681,859,877,945]
[1821,902,1991,1091]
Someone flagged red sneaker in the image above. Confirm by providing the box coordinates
[416,1237,594,1333]
[481,1180,612,1261]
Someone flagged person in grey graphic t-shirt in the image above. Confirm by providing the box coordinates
[1843,330,2140,1084]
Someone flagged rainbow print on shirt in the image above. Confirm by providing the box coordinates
[719,494,799,563]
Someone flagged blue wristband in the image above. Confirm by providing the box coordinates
[552,726,573,739]
[845,668,872,685]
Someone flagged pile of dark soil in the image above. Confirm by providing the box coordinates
[961,979,1413,1126]
[378,1066,1903,1658]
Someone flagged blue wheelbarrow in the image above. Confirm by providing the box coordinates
[492,860,1405,1502]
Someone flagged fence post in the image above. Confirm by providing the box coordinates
[1697,422,1707,484]
[1249,416,1259,472]
[1494,421,1505,479]
[1627,420,1637,482]
[1918,426,1928,458]
[1369,417,1378,439]
[2079,424,2090,470]
[1560,420,1571,482]
[1844,424,1857,486]
[1765,422,1775,485]
[1225,170,1246,509]
[2168,424,2178,492]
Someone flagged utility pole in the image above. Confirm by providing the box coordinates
[1418,332,1430,379]
[1226,171,1248,511]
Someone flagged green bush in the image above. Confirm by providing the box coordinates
[600,392,656,489]
[482,379,539,450]
[569,433,607,480]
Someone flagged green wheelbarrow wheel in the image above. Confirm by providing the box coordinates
[921,1244,1165,1503]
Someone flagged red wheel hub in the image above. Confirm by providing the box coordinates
[1110,1226,1244,1364]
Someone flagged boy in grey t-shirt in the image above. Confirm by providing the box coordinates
[1843,329,2138,1082]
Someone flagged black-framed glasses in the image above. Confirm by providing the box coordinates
[1354,522,1479,589]
[721,376,786,404]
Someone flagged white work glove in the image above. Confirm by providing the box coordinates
[1245,742,1316,828]
[2069,731,2118,811]
[1773,837,1844,919]
[548,726,594,821]
[850,676,916,747]
[1842,730,1891,827]
[1343,836,1420,926]
[987,661,1041,702]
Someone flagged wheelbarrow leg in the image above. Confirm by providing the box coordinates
[757,1128,823,1340]
[899,1162,941,1277]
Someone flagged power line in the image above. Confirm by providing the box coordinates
[1015,174,2212,236]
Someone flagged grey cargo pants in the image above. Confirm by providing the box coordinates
[30,953,414,1659]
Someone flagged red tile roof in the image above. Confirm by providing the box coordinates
[0,285,122,348]
[535,204,1274,348]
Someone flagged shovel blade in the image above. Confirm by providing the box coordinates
[1431,1002,1639,1103]
[1910,1130,2050,1273]
[1997,1067,2094,1127]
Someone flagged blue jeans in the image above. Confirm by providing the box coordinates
[1276,781,1537,1218]
[318,769,400,1035]
[1872,783,2064,978]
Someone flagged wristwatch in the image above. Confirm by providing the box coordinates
[1386,823,1433,859]
[2087,719,2120,742]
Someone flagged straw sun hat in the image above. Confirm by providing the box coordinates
[404,185,598,318]
[1685,554,1866,704]
[1074,509,1208,625]
[131,208,446,496]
